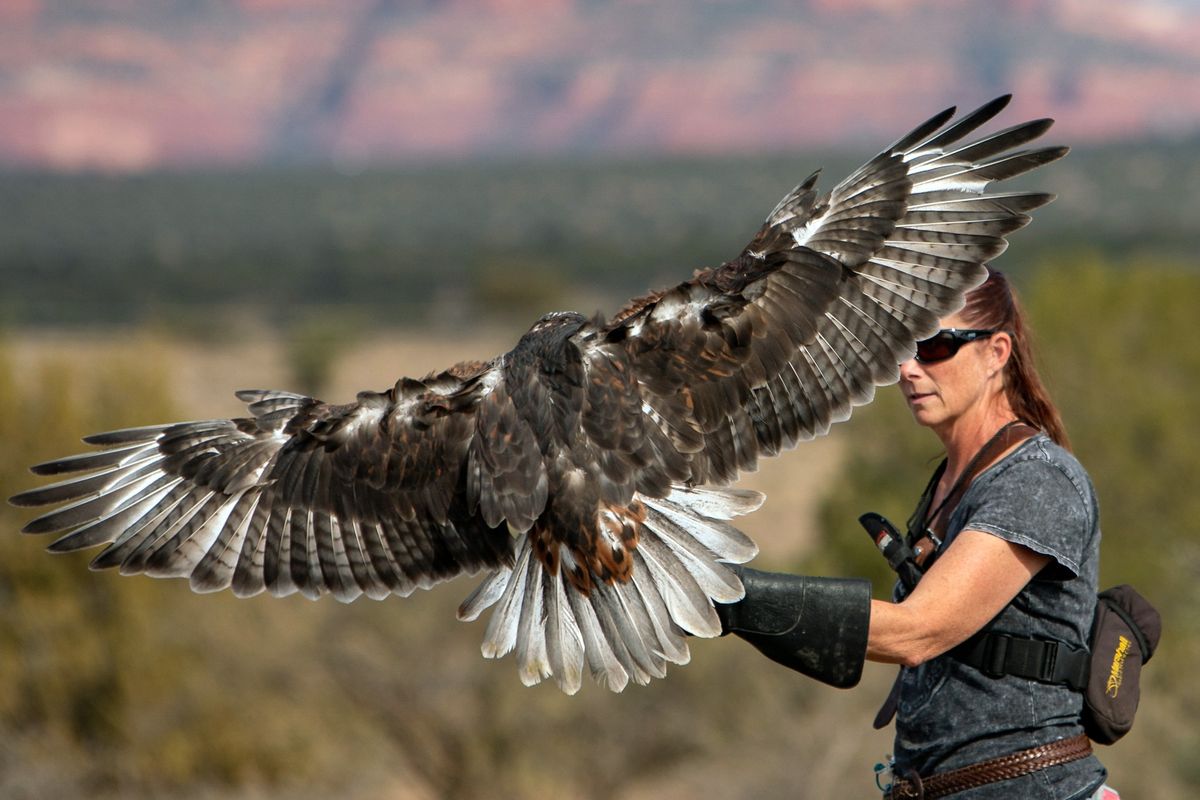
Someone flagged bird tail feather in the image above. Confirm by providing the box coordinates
[457,484,762,693]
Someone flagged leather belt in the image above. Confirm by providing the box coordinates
[887,733,1092,799]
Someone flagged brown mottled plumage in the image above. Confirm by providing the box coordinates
[10,96,1066,693]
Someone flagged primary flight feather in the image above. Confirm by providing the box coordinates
[10,95,1066,694]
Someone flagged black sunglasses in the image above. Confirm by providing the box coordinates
[915,329,997,364]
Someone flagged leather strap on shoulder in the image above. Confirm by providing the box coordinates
[925,421,1040,539]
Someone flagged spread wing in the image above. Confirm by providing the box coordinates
[10,374,530,603]
[10,96,1065,694]
[603,94,1065,484]
[12,353,761,694]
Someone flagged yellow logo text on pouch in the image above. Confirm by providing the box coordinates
[1105,635,1132,698]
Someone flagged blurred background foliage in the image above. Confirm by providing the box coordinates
[0,156,1198,798]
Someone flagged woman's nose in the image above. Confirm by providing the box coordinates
[899,357,923,382]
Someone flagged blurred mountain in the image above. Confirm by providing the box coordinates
[3,0,1200,170]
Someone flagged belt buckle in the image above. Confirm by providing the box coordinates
[891,769,924,799]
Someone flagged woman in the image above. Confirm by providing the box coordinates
[719,270,1115,799]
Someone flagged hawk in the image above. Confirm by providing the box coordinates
[10,96,1066,694]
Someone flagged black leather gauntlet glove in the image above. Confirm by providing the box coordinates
[717,567,871,688]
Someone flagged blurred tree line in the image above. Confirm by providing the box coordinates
[1,138,1196,330]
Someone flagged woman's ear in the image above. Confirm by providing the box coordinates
[988,331,1013,375]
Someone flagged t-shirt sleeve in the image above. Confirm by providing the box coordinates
[958,457,1091,580]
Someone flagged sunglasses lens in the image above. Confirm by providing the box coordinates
[916,333,957,363]
[914,329,997,364]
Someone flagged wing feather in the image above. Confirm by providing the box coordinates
[14,368,523,603]
[603,97,1064,485]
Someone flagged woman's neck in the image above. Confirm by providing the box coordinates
[937,404,1020,483]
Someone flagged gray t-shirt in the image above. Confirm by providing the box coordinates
[891,434,1107,798]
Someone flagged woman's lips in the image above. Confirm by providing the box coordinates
[907,391,936,405]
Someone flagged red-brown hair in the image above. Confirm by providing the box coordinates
[961,269,1071,449]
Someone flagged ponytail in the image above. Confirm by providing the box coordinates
[962,269,1071,449]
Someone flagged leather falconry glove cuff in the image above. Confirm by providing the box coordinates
[717,567,871,688]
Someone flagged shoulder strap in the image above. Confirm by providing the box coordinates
[905,459,946,540]
[876,423,1042,727]
[906,422,1039,568]
[924,421,1039,539]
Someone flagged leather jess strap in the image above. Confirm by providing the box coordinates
[887,733,1092,799]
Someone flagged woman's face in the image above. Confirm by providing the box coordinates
[899,311,1011,432]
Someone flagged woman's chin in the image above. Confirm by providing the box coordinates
[907,406,943,429]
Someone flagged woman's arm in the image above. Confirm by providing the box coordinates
[867,530,1050,667]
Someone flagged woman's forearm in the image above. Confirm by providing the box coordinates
[863,530,1051,668]
[867,598,943,667]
